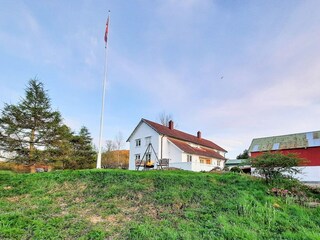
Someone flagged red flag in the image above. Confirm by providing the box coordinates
[104,16,109,44]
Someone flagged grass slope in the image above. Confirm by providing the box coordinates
[0,170,319,240]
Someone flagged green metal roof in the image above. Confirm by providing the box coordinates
[249,131,320,152]
[225,159,249,166]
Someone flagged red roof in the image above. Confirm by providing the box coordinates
[142,118,227,152]
[168,138,226,160]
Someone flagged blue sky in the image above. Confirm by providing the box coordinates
[1,0,320,158]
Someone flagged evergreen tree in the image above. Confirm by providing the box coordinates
[236,149,249,159]
[0,79,62,164]
[69,126,96,169]
[51,124,74,169]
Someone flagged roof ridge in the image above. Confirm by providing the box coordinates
[252,130,320,140]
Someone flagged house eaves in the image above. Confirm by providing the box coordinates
[168,138,226,160]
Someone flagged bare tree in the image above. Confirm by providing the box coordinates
[114,131,124,167]
[158,111,172,126]
[101,140,116,168]
[105,140,115,152]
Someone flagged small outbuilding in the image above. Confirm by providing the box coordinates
[225,159,251,174]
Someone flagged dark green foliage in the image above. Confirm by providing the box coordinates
[237,149,249,159]
[230,166,242,173]
[66,126,96,169]
[0,170,319,239]
[252,152,305,184]
[52,125,96,169]
[0,79,62,164]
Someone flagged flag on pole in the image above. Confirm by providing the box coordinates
[104,16,109,45]
[97,12,110,168]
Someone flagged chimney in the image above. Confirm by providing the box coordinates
[168,120,174,130]
[197,131,201,138]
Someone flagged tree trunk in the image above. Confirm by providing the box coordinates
[29,129,35,164]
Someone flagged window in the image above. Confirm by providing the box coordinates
[252,144,259,152]
[187,155,192,162]
[217,160,221,166]
[145,136,151,146]
[272,143,280,150]
[146,153,151,161]
[135,154,140,160]
[200,157,211,164]
[135,139,141,147]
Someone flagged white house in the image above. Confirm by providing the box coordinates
[127,118,227,171]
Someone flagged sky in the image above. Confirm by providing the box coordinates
[1,0,320,159]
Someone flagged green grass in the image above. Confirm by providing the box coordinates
[0,169,319,239]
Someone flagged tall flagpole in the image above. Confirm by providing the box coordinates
[97,11,110,169]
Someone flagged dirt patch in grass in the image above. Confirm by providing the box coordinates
[73,197,84,203]
[89,215,104,224]
[6,194,30,202]
[6,196,20,202]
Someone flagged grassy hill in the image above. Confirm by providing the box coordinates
[0,170,319,240]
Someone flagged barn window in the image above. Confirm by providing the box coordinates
[272,143,280,150]
[252,145,259,151]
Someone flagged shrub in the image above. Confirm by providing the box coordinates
[251,152,305,184]
[230,167,242,173]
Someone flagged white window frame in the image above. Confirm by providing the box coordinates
[135,139,141,147]
[187,155,192,162]
[135,154,140,160]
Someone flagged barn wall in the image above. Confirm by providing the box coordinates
[251,147,320,166]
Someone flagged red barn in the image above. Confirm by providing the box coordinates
[248,131,320,182]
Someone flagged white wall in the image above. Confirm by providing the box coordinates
[169,162,192,170]
[164,138,182,163]
[191,162,216,172]
[252,166,320,182]
[295,166,320,182]
[169,161,222,172]
[128,122,160,170]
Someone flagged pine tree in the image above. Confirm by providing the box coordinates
[51,124,74,169]
[236,149,249,159]
[0,79,63,164]
[69,126,96,169]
